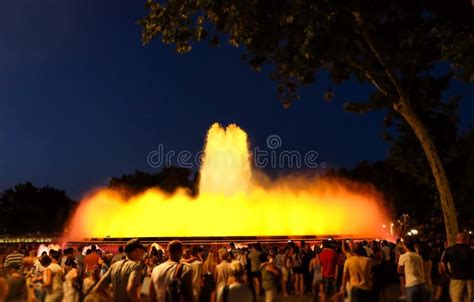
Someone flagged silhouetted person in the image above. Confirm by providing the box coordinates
[441,232,474,302]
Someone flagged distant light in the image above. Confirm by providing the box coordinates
[390,223,394,227]
[407,232,412,236]
[410,229,418,235]
[382,224,386,229]
[469,231,472,235]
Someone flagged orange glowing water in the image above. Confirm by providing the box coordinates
[64,123,392,240]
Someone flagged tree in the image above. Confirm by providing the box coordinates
[108,166,198,196]
[383,98,474,225]
[0,182,75,235]
[332,123,474,227]
[329,161,435,221]
[444,127,474,224]
[139,0,474,244]
[386,97,459,187]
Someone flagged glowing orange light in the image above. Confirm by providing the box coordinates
[64,123,392,241]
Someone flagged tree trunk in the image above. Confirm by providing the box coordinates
[394,100,459,245]
[352,11,459,245]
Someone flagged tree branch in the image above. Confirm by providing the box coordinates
[364,70,389,97]
[353,40,390,98]
[353,11,409,103]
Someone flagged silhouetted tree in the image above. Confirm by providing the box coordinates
[333,122,474,226]
[450,128,474,224]
[108,166,197,196]
[139,0,474,243]
[333,161,435,222]
[0,182,74,235]
[385,101,474,224]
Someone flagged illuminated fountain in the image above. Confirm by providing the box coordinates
[64,123,392,241]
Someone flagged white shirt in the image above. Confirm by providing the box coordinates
[151,260,192,302]
[398,252,425,287]
[216,283,253,302]
[46,263,64,294]
[33,259,45,277]
[63,268,79,302]
[188,259,203,299]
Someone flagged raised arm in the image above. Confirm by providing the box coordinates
[265,263,281,277]
[43,269,52,288]
[341,260,350,294]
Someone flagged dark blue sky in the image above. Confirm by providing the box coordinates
[1,1,473,200]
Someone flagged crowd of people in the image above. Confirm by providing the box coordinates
[0,232,472,302]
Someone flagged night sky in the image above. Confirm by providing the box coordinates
[1,1,473,200]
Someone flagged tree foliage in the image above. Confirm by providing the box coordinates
[336,120,474,225]
[140,0,473,107]
[0,182,74,235]
[331,161,435,221]
[386,95,459,185]
[444,127,474,223]
[139,0,474,243]
[108,166,198,196]
[0,168,198,235]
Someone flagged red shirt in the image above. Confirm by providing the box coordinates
[84,252,100,273]
[319,248,338,278]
